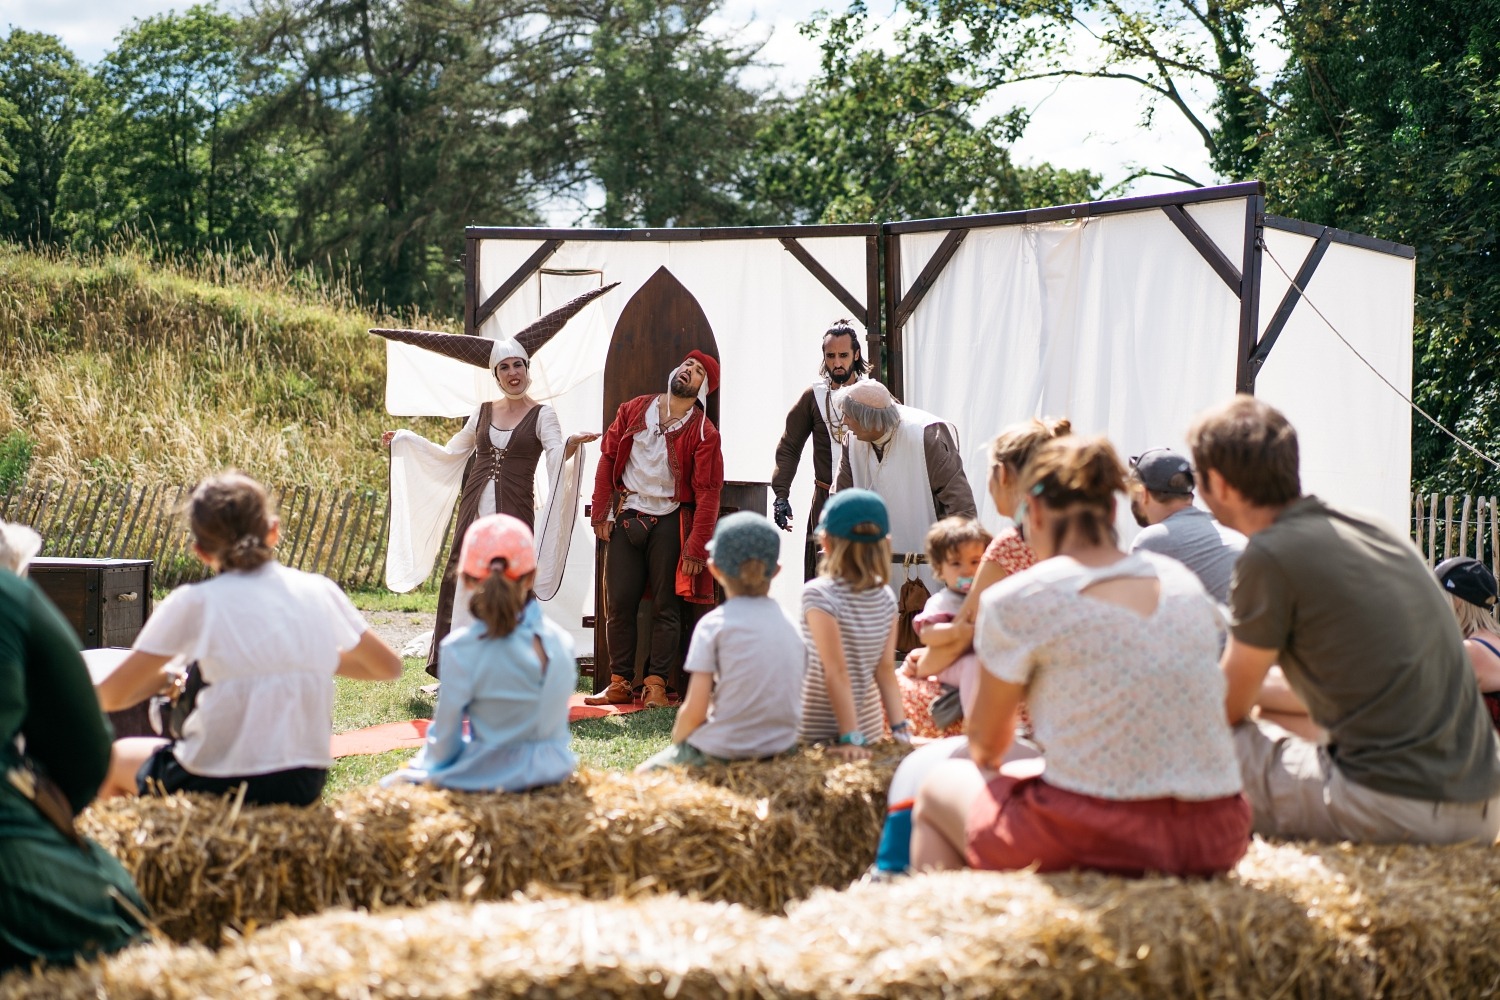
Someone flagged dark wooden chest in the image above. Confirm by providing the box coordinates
[29,557,154,649]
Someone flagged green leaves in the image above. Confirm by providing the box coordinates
[54,5,292,258]
[1256,0,1500,493]
[743,10,1098,224]
[0,30,86,243]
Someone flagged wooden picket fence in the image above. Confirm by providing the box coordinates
[2,478,1490,594]
[1411,492,1500,579]
[0,476,457,591]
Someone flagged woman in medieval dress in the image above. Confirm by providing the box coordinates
[375,284,616,676]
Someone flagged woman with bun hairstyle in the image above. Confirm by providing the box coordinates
[910,436,1250,876]
[383,513,578,791]
[97,472,402,806]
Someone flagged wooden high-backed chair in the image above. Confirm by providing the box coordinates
[591,267,721,694]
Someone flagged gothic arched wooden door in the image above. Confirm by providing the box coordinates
[593,267,720,690]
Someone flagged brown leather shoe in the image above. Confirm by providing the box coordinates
[583,674,633,706]
[642,676,669,709]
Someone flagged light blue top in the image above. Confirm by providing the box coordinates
[383,600,578,792]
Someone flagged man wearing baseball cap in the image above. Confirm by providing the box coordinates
[588,351,725,709]
[1434,557,1500,731]
[1126,447,1245,604]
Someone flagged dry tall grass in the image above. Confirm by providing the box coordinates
[0,242,453,488]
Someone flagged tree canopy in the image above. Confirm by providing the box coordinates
[2,0,1498,491]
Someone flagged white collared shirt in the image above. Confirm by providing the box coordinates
[621,397,680,516]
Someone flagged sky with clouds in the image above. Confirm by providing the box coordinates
[3,0,1237,209]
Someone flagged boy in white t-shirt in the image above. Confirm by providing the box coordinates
[637,512,806,770]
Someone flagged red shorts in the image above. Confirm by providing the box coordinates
[965,771,1251,878]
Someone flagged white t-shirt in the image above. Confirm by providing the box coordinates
[621,399,680,516]
[133,562,368,777]
[976,551,1242,801]
[684,596,806,759]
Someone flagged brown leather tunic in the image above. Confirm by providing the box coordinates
[430,401,546,676]
[454,401,544,534]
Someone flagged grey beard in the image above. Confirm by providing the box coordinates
[669,380,697,399]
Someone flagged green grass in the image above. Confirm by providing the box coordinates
[332,656,436,734]
[346,587,441,614]
[568,710,677,770]
[325,748,419,795]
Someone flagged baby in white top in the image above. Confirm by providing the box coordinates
[902,517,992,722]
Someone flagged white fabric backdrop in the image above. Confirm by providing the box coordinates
[900,198,1415,540]
[901,199,1246,543]
[385,235,872,645]
[382,204,1415,648]
[1255,232,1415,531]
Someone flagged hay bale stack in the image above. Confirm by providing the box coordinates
[78,751,902,945]
[6,838,1498,999]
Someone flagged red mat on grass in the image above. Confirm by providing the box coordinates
[329,694,672,758]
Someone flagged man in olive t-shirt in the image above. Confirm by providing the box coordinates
[1188,397,1500,844]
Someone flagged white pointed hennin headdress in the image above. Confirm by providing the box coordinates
[369,282,619,369]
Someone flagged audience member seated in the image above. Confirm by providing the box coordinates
[1190,396,1500,844]
[97,472,402,806]
[385,514,578,791]
[906,418,1071,681]
[909,436,1251,877]
[1434,556,1500,731]
[1,563,148,972]
[0,520,41,577]
[798,489,910,760]
[1126,447,1245,604]
[898,517,991,738]
[639,512,806,770]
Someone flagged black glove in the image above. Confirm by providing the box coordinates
[773,496,794,531]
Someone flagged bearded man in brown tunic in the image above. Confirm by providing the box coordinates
[771,320,869,579]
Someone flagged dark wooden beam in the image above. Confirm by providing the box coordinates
[1162,203,1241,295]
[883,181,1267,235]
[1250,229,1333,372]
[473,239,563,330]
[1263,214,1413,260]
[778,237,869,326]
[864,234,882,377]
[892,228,967,333]
[465,223,880,242]
[884,230,903,396]
[1236,194,1266,394]
[463,236,477,337]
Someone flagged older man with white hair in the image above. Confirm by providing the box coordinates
[833,381,975,587]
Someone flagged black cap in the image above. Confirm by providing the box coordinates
[1435,557,1498,610]
[1128,448,1194,495]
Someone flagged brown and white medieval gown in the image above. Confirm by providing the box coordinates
[386,400,582,674]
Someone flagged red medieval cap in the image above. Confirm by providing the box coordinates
[684,349,720,394]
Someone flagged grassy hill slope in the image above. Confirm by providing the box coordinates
[0,244,455,489]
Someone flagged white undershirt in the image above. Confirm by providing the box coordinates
[621,398,680,516]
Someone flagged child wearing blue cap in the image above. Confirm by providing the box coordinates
[798,488,909,759]
[637,512,806,770]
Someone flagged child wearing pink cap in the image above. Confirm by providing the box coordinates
[383,514,578,791]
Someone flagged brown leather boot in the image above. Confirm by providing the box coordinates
[642,676,669,709]
[584,674,633,706]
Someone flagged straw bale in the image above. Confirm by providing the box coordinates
[77,750,904,945]
[5,837,1498,999]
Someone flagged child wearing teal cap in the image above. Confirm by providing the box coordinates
[638,512,806,770]
[797,489,910,759]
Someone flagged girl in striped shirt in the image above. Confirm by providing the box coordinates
[798,489,909,759]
